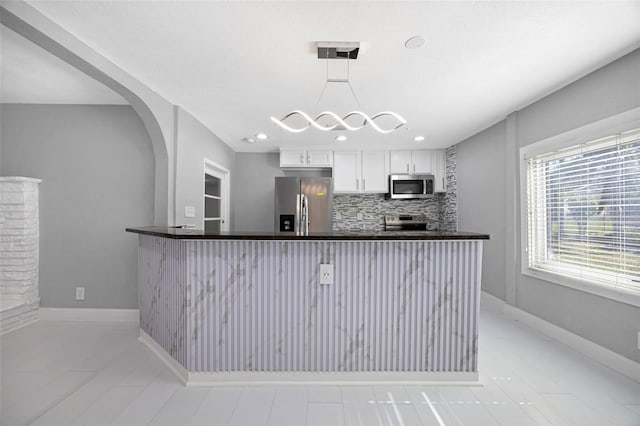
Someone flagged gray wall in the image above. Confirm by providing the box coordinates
[456,48,640,362]
[174,107,236,229]
[233,153,284,231]
[0,104,155,309]
[457,121,507,300]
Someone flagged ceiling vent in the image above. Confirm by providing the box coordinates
[316,41,359,60]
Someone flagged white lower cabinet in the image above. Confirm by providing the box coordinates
[334,151,388,193]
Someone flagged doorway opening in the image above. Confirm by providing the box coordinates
[203,159,230,232]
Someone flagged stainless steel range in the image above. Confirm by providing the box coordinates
[384,213,431,231]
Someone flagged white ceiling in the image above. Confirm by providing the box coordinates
[4,1,640,152]
[0,24,127,105]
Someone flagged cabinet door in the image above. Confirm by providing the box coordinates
[333,151,361,193]
[389,151,412,174]
[280,149,307,167]
[361,151,389,193]
[411,150,433,174]
[307,150,333,167]
[432,149,447,193]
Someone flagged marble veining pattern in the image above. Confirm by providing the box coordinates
[138,236,482,374]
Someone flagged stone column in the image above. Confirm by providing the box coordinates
[0,177,41,334]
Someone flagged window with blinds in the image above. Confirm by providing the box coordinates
[526,128,640,295]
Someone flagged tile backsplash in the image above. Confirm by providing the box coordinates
[332,194,442,231]
[332,146,457,232]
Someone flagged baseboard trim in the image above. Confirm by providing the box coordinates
[186,371,480,387]
[138,330,479,387]
[39,308,139,322]
[139,329,188,385]
[481,291,640,383]
[480,291,506,313]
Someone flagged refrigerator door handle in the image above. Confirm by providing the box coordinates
[300,194,309,234]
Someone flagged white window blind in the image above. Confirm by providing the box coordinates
[526,128,640,295]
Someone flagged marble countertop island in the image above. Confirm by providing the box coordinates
[127,226,488,385]
[126,226,489,240]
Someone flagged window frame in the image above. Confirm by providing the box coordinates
[519,108,640,308]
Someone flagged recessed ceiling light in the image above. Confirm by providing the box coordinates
[414,135,425,142]
[405,36,426,50]
[256,133,268,140]
[335,135,348,142]
[243,137,255,143]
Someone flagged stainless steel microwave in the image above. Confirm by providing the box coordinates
[387,174,434,199]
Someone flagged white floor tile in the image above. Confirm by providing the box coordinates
[307,402,345,426]
[109,370,182,426]
[309,385,342,403]
[343,402,384,426]
[149,386,210,425]
[190,387,243,426]
[267,386,308,426]
[227,387,275,426]
[71,385,145,426]
[2,304,639,426]
[2,370,94,426]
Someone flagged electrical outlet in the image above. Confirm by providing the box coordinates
[184,206,195,218]
[319,264,334,285]
[75,287,85,301]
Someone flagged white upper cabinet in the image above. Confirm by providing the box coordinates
[389,150,431,174]
[411,150,432,174]
[333,151,361,192]
[280,149,333,168]
[389,151,412,174]
[333,151,389,194]
[361,151,389,193]
[431,149,447,193]
[389,149,447,192]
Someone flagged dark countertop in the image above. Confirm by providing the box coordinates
[126,226,490,241]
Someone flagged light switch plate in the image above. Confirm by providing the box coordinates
[184,206,195,218]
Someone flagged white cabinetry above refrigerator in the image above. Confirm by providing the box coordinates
[280,149,333,168]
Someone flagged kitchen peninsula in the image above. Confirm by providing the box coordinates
[127,227,489,385]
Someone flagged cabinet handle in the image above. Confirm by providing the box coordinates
[300,154,305,164]
[406,163,409,173]
[356,179,359,190]
[307,154,311,164]
[413,164,415,173]
[442,177,445,190]
[363,178,366,191]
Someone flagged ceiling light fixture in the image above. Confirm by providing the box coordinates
[335,135,348,142]
[405,36,426,50]
[243,137,255,143]
[271,42,406,134]
[256,133,268,140]
[414,135,425,142]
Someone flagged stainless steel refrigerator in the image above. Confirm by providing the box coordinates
[274,177,333,233]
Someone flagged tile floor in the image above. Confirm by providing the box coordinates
[1,302,639,425]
